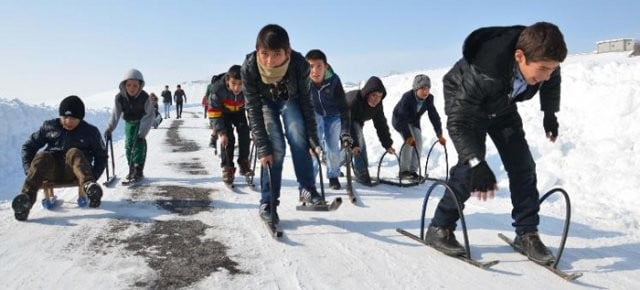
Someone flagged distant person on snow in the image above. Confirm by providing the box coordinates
[149,92,163,128]
[13,95,107,221]
[425,22,567,265]
[208,65,254,185]
[104,69,154,182]
[305,49,350,190]
[391,74,446,180]
[174,84,187,119]
[345,76,395,186]
[242,24,323,224]
[161,85,172,118]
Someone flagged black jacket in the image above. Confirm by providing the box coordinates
[161,89,172,104]
[345,76,392,149]
[310,70,349,137]
[241,50,319,158]
[22,118,108,179]
[392,90,442,139]
[443,25,561,163]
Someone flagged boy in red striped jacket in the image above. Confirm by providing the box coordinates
[207,65,253,185]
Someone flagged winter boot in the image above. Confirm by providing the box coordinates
[222,166,236,185]
[84,182,103,208]
[299,187,324,206]
[126,164,135,180]
[12,194,32,221]
[132,163,144,180]
[513,231,556,265]
[259,203,280,224]
[329,177,341,190]
[239,160,254,176]
[424,225,466,257]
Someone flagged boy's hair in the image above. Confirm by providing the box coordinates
[516,22,567,62]
[256,24,290,51]
[305,49,327,64]
[177,84,181,88]
[226,65,242,81]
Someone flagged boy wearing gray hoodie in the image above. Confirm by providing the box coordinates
[104,69,154,181]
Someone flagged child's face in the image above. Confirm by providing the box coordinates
[227,78,243,95]
[60,116,80,131]
[515,49,560,85]
[257,48,290,68]
[125,80,141,96]
[366,91,383,107]
[416,87,430,99]
[307,59,327,85]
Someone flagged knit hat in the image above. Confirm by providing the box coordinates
[412,74,431,90]
[58,95,85,120]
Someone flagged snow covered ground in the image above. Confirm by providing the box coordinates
[0,52,639,289]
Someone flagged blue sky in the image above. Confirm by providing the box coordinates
[1,0,639,103]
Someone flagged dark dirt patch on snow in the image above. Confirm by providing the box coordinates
[129,185,213,215]
[166,120,200,152]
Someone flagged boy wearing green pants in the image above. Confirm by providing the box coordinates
[104,69,154,181]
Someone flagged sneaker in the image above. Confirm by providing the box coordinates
[299,187,324,205]
[84,182,103,208]
[259,203,280,224]
[513,232,555,264]
[400,171,420,180]
[222,166,236,184]
[12,194,32,221]
[424,225,466,257]
[239,160,254,176]
[329,177,341,190]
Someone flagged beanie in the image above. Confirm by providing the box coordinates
[412,74,431,91]
[59,95,85,120]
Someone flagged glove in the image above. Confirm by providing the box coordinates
[104,130,112,140]
[405,136,416,147]
[470,161,497,192]
[543,112,558,139]
[341,134,353,147]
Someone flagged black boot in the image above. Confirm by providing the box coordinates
[424,225,466,256]
[133,163,144,180]
[84,182,103,208]
[329,177,341,190]
[513,232,555,264]
[12,194,32,221]
[299,187,324,205]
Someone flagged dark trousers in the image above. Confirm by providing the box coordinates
[21,149,94,205]
[220,112,251,168]
[176,102,183,118]
[431,111,540,235]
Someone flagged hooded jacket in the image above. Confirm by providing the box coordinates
[345,76,392,149]
[392,90,442,139]
[310,67,350,137]
[443,25,562,163]
[105,69,155,138]
[241,50,319,158]
[207,72,247,134]
[22,118,107,179]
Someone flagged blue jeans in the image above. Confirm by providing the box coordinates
[351,122,370,178]
[163,103,171,118]
[314,113,342,179]
[259,98,316,205]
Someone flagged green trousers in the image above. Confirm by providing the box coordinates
[125,121,147,166]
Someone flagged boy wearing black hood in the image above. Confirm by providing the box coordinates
[425,22,567,265]
[13,96,107,221]
[242,24,323,224]
[104,69,154,182]
[345,76,396,185]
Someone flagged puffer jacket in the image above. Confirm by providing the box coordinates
[207,72,247,134]
[443,25,561,162]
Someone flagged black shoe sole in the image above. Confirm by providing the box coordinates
[12,194,32,221]
[86,184,103,208]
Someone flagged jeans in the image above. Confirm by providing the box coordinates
[313,113,342,179]
[163,103,171,118]
[351,122,370,178]
[431,111,540,234]
[259,98,316,205]
[175,102,183,118]
[399,125,423,173]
